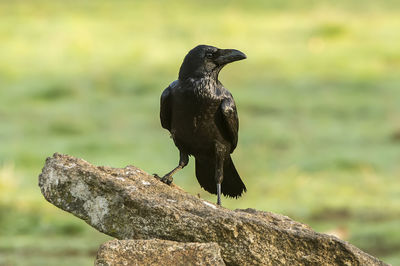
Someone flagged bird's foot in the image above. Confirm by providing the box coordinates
[153,174,173,185]
[161,175,173,185]
[217,198,221,206]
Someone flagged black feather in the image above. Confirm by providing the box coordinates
[195,156,246,198]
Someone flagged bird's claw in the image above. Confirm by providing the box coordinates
[153,174,173,185]
[161,175,173,185]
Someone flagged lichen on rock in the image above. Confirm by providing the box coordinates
[38,153,388,266]
[95,239,225,266]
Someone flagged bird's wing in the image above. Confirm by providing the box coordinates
[160,81,177,131]
[221,94,239,153]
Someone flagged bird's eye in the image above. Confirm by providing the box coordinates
[205,52,213,59]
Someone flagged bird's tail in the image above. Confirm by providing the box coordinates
[195,156,246,198]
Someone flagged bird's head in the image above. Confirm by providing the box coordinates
[178,45,246,80]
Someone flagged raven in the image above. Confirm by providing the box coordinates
[155,45,247,205]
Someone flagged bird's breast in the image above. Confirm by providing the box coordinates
[170,88,226,154]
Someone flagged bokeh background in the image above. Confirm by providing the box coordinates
[1,0,399,265]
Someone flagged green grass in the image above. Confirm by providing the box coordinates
[0,233,111,266]
[1,0,400,265]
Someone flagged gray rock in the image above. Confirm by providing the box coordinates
[95,239,225,266]
[39,153,387,266]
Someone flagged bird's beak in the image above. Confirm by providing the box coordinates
[215,49,247,66]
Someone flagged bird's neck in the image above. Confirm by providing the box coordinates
[182,75,220,98]
[179,65,222,81]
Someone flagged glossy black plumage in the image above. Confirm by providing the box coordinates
[157,45,247,205]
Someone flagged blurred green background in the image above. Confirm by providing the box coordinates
[1,0,399,265]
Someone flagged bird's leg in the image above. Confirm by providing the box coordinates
[215,143,225,206]
[217,183,222,206]
[154,151,189,185]
[215,158,224,205]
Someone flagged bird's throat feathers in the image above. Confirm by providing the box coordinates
[185,76,222,98]
[179,65,222,81]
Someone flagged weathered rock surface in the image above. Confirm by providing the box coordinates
[95,239,225,266]
[39,153,387,266]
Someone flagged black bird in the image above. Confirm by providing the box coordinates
[155,45,247,205]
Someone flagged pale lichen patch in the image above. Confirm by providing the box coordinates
[57,162,76,169]
[70,180,91,200]
[127,185,137,192]
[42,167,68,194]
[69,180,109,229]
[83,196,109,230]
